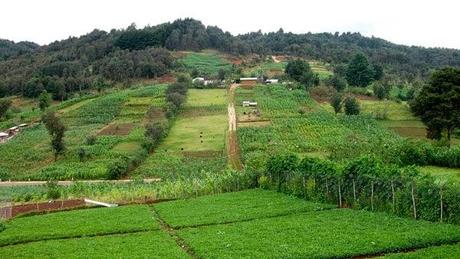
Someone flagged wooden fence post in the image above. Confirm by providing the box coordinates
[440,184,444,223]
[391,180,396,213]
[371,181,374,211]
[338,180,342,208]
[352,179,357,203]
[411,181,417,219]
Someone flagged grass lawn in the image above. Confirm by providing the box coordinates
[0,205,157,246]
[419,166,460,182]
[360,100,417,121]
[383,243,460,258]
[160,114,227,152]
[0,231,188,259]
[178,209,460,258]
[186,89,227,107]
[155,189,335,228]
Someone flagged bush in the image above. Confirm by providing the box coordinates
[330,93,342,114]
[46,180,61,199]
[107,158,129,180]
[344,96,360,115]
[86,135,97,145]
[0,221,5,233]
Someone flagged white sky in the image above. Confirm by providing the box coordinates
[1,0,459,49]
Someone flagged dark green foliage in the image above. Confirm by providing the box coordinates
[115,25,160,50]
[267,154,299,192]
[327,74,347,92]
[263,153,460,225]
[38,90,51,111]
[144,122,166,151]
[85,135,97,145]
[0,97,12,118]
[42,111,66,161]
[285,60,318,88]
[346,53,375,87]
[0,221,5,233]
[373,82,388,100]
[344,96,360,115]
[330,93,343,114]
[107,158,129,180]
[46,180,61,199]
[411,67,460,143]
[77,147,86,162]
[372,64,384,80]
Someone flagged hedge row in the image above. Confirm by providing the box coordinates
[263,154,460,225]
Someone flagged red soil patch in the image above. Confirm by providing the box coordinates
[0,199,85,219]
[156,74,176,84]
[98,123,134,136]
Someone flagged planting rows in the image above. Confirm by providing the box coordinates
[133,89,229,180]
[0,85,167,180]
[2,189,459,257]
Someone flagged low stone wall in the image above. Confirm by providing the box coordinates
[0,199,85,219]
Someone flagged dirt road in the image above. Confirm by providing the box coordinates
[272,55,281,63]
[228,84,243,170]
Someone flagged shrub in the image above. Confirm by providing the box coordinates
[107,158,129,180]
[344,96,360,115]
[330,93,342,114]
[0,221,5,233]
[86,135,97,145]
[46,180,61,199]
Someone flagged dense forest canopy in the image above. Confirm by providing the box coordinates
[0,18,459,99]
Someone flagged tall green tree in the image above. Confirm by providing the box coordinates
[0,98,12,118]
[285,60,319,88]
[38,90,51,111]
[266,154,299,192]
[42,111,66,161]
[346,53,375,87]
[330,93,343,114]
[344,96,360,115]
[411,67,460,144]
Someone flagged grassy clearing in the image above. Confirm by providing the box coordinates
[160,114,227,152]
[0,231,189,259]
[360,100,417,121]
[186,89,227,107]
[155,189,334,228]
[178,209,460,258]
[181,51,232,76]
[419,166,460,182]
[383,242,460,258]
[0,205,156,246]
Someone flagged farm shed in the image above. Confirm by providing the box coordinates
[0,132,8,143]
[192,77,205,84]
[242,101,257,107]
[240,78,258,86]
[265,79,279,84]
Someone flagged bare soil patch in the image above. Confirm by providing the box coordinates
[156,74,176,84]
[98,123,134,136]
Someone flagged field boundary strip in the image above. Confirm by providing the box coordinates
[166,206,338,230]
[352,239,460,258]
[0,228,157,248]
[151,207,198,258]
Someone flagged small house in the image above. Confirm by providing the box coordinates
[192,77,205,84]
[18,123,28,128]
[239,78,258,86]
[8,126,19,135]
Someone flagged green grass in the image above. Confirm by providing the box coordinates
[360,100,417,121]
[383,242,460,258]
[181,51,232,76]
[0,205,157,246]
[419,166,460,182]
[160,114,227,151]
[0,231,189,259]
[178,209,460,258]
[155,189,335,228]
[186,89,227,107]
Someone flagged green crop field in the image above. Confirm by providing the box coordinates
[2,189,459,258]
[180,51,232,76]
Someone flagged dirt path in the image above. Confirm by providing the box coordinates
[227,84,243,170]
[272,55,281,63]
[0,178,161,187]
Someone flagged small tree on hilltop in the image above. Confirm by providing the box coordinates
[42,111,66,161]
[411,67,460,145]
[344,96,360,115]
[0,98,12,118]
[330,93,343,114]
[373,82,388,100]
[38,90,51,111]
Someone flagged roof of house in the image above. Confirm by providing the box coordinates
[240,77,258,81]
[0,132,8,137]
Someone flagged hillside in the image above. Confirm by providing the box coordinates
[1,18,460,99]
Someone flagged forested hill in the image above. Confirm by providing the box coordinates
[1,18,459,99]
[0,39,39,61]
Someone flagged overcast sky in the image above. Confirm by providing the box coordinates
[1,0,459,49]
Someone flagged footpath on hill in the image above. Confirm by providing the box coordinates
[228,84,243,170]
